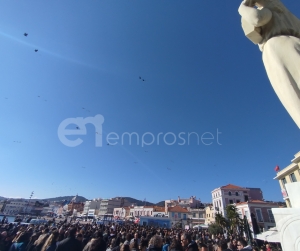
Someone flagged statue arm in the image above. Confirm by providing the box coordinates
[238,1,272,27]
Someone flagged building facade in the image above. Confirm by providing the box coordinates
[2,200,28,215]
[165,196,202,213]
[211,184,263,217]
[274,151,300,207]
[83,199,102,216]
[205,205,215,225]
[113,207,131,218]
[98,197,131,216]
[188,208,206,226]
[129,206,165,217]
[167,206,189,228]
[67,195,85,215]
[236,200,279,233]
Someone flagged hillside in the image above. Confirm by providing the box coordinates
[123,197,155,206]
[43,196,88,202]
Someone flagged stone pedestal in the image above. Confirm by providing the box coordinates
[272,182,300,251]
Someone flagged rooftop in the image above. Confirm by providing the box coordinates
[168,205,189,213]
[220,184,247,190]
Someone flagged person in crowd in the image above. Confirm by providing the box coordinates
[181,234,198,251]
[216,240,232,251]
[55,227,81,251]
[9,232,30,251]
[162,237,170,251]
[41,230,59,251]
[148,235,163,251]
[169,238,183,251]
[236,239,251,251]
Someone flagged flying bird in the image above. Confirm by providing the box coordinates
[134,162,138,164]
[139,76,141,79]
[167,167,171,170]
[142,79,145,81]
[35,49,38,52]
[76,127,80,129]
[24,33,28,36]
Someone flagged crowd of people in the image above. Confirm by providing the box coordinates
[0,220,281,251]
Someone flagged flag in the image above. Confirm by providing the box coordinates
[275,165,280,172]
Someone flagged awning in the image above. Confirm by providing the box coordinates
[255,228,280,243]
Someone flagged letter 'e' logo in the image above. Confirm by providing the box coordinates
[57,114,104,147]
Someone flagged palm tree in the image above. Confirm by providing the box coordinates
[215,213,227,229]
[225,205,241,235]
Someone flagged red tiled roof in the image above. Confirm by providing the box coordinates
[168,206,189,213]
[221,184,245,189]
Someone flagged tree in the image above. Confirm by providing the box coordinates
[208,223,224,235]
[215,213,227,228]
[225,205,241,235]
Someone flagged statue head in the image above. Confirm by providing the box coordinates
[256,0,285,13]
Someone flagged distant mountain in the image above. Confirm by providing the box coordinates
[122,197,155,206]
[0,195,166,206]
[155,201,165,207]
[43,196,88,202]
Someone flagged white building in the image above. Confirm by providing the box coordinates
[129,206,165,217]
[211,184,263,217]
[113,207,131,218]
[3,200,29,215]
[98,197,131,217]
[83,199,102,216]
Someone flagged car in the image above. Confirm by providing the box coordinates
[154,213,165,217]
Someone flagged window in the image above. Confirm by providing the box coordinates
[229,200,233,204]
[228,191,232,196]
[235,192,239,196]
[255,209,264,222]
[183,214,186,220]
[236,200,240,203]
[267,209,275,222]
[290,173,297,182]
[193,213,196,217]
[178,213,181,218]
[281,178,287,188]
[172,212,174,217]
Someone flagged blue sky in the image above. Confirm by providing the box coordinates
[1,0,300,203]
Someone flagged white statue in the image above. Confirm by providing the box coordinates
[238,0,300,128]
